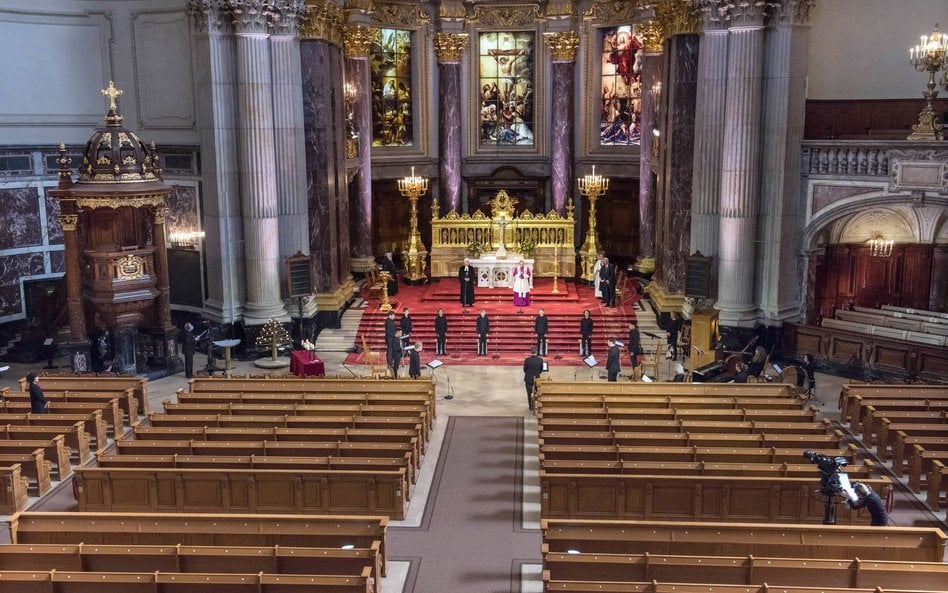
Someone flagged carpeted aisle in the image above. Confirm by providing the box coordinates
[390,416,540,593]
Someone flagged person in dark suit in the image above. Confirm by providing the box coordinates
[181,322,197,378]
[667,312,682,360]
[579,309,594,357]
[459,258,476,307]
[400,307,413,338]
[27,372,47,413]
[627,321,641,369]
[387,329,404,379]
[408,342,422,379]
[523,346,545,410]
[434,308,448,355]
[606,338,621,382]
[534,308,549,355]
[847,482,888,526]
[380,252,398,296]
[801,352,816,397]
[599,257,615,307]
[384,310,397,346]
[476,309,490,356]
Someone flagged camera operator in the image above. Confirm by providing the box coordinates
[848,482,888,526]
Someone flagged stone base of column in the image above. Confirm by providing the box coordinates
[633,256,656,274]
[350,256,377,276]
[646,282,688,314]
[313,278,356,336]
[202,299,244,325]
[715,304,759,328]
[243,302,291,326]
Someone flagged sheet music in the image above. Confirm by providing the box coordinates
[838,473,858,502]
[583,355,598,367]
[427,359,444,369]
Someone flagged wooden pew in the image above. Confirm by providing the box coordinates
[537,396,805,410]
[928,460,948,511]
[2,387,136,427]
[862,408,948,446]
[538,418,833,435]
[535,381,796,398]
[73,466,409,519]
[540,459,878,478]
[907,445,948,493]
[0,423,91,462]
[846,397,948,433]
[144,413,427,442]
[0,399,122,434]
[876,421,948,459]
[177,389,433,410]
[540,519,947,562]
[539,431,846,449]
[538,407,819,424]
[837,384,948,422]
[18,376,148,415]
[0,411,107,453]
[0,436,72,479]
[0,449,52,494]
[542,552,948,589]
[540,472,893,523]
[892,433,948,476]
[540,443,856,464]
[0,464,29,514]
[542,577,948,593]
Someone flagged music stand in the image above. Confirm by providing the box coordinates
[427,359,450,399]
[584,355,599,380]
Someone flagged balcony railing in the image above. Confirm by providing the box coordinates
[801,139,948,178]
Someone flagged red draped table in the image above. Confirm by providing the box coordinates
[290,350,325,377]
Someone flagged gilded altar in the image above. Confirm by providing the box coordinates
[429,190,575,278]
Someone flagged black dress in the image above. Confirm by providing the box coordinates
[380,256,399,296]
[408,349,421,379]
[29,382,47,413]
[458,265,476,305]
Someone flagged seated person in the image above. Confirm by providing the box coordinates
[748,346,767,377]
[733,362,749,383]
[671,362,686,382]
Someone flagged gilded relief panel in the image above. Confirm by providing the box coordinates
[478,31,535,147]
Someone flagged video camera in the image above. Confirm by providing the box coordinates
[803,450,848,497]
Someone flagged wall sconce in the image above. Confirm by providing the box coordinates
[343,80,359,139]
[169,230,205,249]
[868,235,894,258]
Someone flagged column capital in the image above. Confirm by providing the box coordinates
[543,31,580,62]
[694,0,730,31]
[344,25,375,57]
[268,0,306,36]
[153,206,170,226]
[652,0,701,38]
[434,32,469,63]
[770,0,814,26]
[187,0,233,34]
[59,214,79,232]
[227,0,272,34]
[301,0,346,44]
[726,0,775,28]
[640,20,664,54]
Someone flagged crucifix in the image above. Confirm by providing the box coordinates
[101,81,124,110]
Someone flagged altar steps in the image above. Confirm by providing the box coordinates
[419,278,581,303]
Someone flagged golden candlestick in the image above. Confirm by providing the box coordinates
[578,165,608,282]
[552,244,560,294]
[397,166,429,283]
[908,23,948,140]
[378,271,393,313]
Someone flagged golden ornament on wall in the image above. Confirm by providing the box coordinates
[116,254,146,280]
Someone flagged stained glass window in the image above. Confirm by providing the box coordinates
[599,25,643,146]
[370,28,413,147]
[478,32,535,147]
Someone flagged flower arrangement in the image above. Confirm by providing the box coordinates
[467,240,484,257]
[518,236,537,257]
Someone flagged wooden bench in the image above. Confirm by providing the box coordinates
[535,381,796,398]
[876,421,948,459]
[838,384,948,422]
[540,459,878,478]
[539,418,833,435]
[928,460,948,511]
[0,399,123,434]
[539,431,846,449]
[0,449,52,495]
[846,397,948,433]
[540,444,856,464]
[177,389,434,411]
[542,551,948,589]
[862,408,948,445]
[73,466,409,519]
[538,396,805,410]
[541,519,947,561]
[0,570,374,592]
[907,445,948,494]
[0,411,107,453]
[0,464,29,514]
[892,433,948,476]
[540,472,892,523]
[539,407,819,424]
[2,387,137,427]
[0,423,91,462]
[0,436,71,479]
[19,376,148,415]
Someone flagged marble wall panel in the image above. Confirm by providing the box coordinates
[44,190,64,245]
[50,250,65,274]
[0,187,42,249]
[0,253,44,317]
[166,184,200,236]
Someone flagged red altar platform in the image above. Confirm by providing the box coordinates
[290,350,325,377]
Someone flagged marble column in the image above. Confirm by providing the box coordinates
[435,33,468,214]
[230,0,288,323]
[187,0,244,323]
[715,3,769,328]
[151,206,174,331]
[345,25,376,260]
[691,0,729,259]
[659,33,699,295]
[269,1,309,264]
[59,213,86,343]
[300,2,349,300]
[756,0,813,325]
[545,32,579,213]
[636,21,663,273]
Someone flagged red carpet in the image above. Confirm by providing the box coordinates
[347,278,642,367]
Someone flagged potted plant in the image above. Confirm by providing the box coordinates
[467,240,484,258]
[518,236,537,258]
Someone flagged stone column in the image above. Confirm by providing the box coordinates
[187,0,244,324]
[229,0,288,323]
[435,32,469,214]
[691,0,729,259]
[301,1,353,324]
[269,1,309,264]
[59,213,87,343]
[756,0,813,325]
[545,31,579,213]
[345,25,376,262]
[151,206,174,331]
[635,21,663,274]
[715,1,770,328]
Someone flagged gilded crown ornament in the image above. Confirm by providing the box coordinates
[652,0,700,38]
[301,0,345,43]
[344,25,376,57]
[640,20,664,53]
[434,32,469,63]
[544,31,580,62]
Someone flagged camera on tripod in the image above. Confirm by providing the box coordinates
[803,449,848,498]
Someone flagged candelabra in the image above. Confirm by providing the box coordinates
[577,166,609,282]
[869,235,894,258]
[397,166,429,283]
[908,23,948,140]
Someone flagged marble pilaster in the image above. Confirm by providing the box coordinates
[716,6,768,328]
[269,1,309,266]
[188,0,245,323]
[756,0,812,325]
[545,31,579,213]
[637,49,662,270]
[435,33,468,214]
[659,34,699,295]
[347,54,373,258]
[690,0,729,259]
